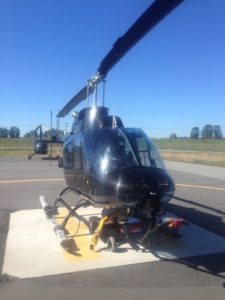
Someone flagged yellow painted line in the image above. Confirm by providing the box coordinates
[176,183,225,191]
[56,208,101,262]
[0,178,64,184]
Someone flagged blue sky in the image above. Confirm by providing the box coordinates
[1,0,225,138]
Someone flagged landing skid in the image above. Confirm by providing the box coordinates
[39,188,188,252]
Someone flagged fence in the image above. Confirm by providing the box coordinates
[0,146,62,157]
[154,140,225,152]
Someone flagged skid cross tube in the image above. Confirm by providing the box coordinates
[61,200,91,229]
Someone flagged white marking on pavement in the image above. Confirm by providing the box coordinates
[0,178,64,184]
[176,183,225,191]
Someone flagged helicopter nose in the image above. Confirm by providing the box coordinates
[93,167,175,207]
[114,167,175,206]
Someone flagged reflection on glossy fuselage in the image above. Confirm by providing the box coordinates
[62,107,175,209]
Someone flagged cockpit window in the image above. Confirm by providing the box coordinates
[122,128,166,170]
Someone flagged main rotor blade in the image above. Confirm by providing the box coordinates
[98,0,183,76]
[57,85,95,118]
[57,0,183,117]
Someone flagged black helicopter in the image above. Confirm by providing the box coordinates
[40,0,186,251]
[28,124,63,160]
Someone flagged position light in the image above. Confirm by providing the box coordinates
[167,219,183,229]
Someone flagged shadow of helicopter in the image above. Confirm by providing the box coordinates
[167,196,225,238]
[165,199,225,286]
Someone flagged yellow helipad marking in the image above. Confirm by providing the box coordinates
[176,183,225,191]
[0,178,64,184]
[56,208,101,262]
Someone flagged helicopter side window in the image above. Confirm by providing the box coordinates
[136,136,152,167]
[123,128,166,169]
[74,133,83,169]
[83,129,101,173]
[63,136,74,169]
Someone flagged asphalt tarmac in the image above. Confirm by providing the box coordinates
[0,157,225,299]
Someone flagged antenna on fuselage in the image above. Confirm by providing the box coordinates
[64,121,68,135]
[111,108,117,128]
[112,115,118,128]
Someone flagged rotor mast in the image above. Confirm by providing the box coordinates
[86,72,105,107]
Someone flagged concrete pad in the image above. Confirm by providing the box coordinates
[165,160,225,180]
[3,207,225,279]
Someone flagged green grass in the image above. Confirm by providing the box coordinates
[0,138,61,157]
[160,150,225,167]
[152,138,225,152]
[153,138,225,167]
[0,138,33,147]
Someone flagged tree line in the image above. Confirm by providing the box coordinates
[169,124,223,140]
[190,124,223,139]
[0,127,20,138]
[1,124,224,140]
[24,128,64,138]
[0,127,64,139]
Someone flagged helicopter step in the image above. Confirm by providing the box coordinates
[39,194,188,252]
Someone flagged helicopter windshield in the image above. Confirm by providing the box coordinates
[83,127,165,174]
[83,128,138,174]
